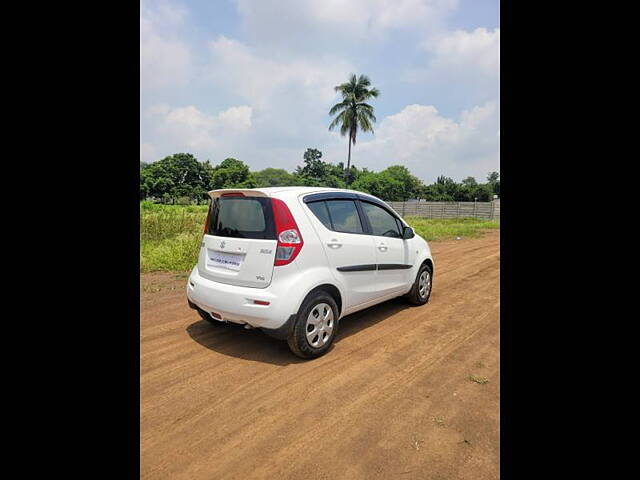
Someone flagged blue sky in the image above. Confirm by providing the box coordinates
[141,0,499,183]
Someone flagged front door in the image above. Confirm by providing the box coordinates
[360,201,412,296]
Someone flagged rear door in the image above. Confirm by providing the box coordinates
[359,200,412,296]
[198,193,278,288]
[304,197,379,309]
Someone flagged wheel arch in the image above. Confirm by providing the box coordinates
[304,283,343,317]
[421,257,434,274]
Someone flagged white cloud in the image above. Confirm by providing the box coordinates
[423,27,500,78]
[140,0,192,90]
[149,104,253,152]
[234,0,458,49]
[343,101,499,182]
[403,26,499,106]
[216,106,253,130]
[140,143,156,163]
[208,36,354,111]
[141,0,188,27]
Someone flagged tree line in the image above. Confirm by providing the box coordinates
[140,149,500,204]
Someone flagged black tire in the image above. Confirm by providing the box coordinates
[287,291,339,359]
[406,263,433,305]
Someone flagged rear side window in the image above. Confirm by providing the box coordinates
[307,201,332,229]
[326,200,364,234]
[207,197,276,239]
[361,202,402,238]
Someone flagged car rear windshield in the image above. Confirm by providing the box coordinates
[206,196,276,239]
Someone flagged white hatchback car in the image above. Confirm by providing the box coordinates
[187,187,434,359]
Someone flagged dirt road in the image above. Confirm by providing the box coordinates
[141,231,500,479]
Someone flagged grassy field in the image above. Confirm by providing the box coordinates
[140,202,499,272]
[405,216,500,242]
[140,202,208,272]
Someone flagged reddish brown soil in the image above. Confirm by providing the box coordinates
[141,231,500,479]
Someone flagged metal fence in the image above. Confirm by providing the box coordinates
[386,200,500,220]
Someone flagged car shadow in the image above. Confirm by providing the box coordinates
[185,297,412,366]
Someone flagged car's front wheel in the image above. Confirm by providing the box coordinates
[406,263,433,305]
[287,291,339,359]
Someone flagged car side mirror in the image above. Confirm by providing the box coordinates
[402,226,415,239]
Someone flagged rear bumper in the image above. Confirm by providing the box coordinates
[187,299,295,340]
[186,267,297,332]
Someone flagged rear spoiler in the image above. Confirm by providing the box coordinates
[208,189,269,199]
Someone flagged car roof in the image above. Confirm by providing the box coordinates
[250,186,348,194]
[207,186,388,206]
[209,186,361,197]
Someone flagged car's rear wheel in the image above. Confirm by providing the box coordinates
[406,263,433,305]
[287,291,339,359]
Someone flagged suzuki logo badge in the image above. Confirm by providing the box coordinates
[220,241,226,249]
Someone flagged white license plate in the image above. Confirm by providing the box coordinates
[207,250,244,271]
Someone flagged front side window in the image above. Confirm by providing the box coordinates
[361,202,402,238]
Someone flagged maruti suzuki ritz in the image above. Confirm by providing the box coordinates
[187,187,434,359]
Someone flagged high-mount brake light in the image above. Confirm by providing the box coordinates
[271,198,303,266]
[221,192,245,197]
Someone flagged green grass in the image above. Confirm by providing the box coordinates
[405,217,499,242]
[432,416,446,427]
[140,203,500,273]
[469,374,490,385]
[140,202,208,272]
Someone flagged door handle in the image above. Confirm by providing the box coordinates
[378,245,388,252]
[327,240,342,249]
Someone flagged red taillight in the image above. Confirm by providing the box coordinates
[271,198,303,266]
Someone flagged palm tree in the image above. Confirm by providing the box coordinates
[328,74,379,183]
